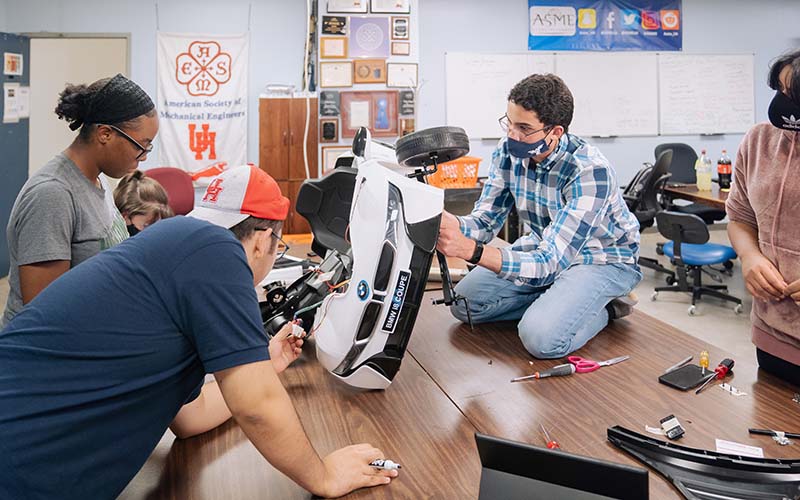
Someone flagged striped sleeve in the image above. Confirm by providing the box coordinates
[457,143,514,243]
[497,164,612,282]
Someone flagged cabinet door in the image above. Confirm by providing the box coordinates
[259,98,290,180]
[288,180,311,234]
[288,98,318,180]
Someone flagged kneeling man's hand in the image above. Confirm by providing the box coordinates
[268,323,304,373]
[436,210,473,260]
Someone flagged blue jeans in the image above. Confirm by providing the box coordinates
[450,263,643,359]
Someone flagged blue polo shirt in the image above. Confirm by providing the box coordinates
[0,216,270,499]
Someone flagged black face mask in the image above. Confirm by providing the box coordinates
[768,90,800,131]
[126,224,140,237]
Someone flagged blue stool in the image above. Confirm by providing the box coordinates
[651,211,743,315]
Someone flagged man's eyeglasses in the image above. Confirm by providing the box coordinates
[498,115,552,138]
[256,229,290,260]
[102,124,153,161]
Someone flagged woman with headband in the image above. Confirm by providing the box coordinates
[2,74,158,326]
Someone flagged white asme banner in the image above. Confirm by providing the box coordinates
[157,32,248,172]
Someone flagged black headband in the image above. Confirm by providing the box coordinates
[69,74,155,131]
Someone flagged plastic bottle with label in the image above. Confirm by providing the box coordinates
[695,149,713,191]
[717,149,732,191]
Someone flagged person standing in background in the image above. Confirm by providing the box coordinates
[2,74,158,326]
[727,50,800,385]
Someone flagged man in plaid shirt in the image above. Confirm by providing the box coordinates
[437,74,642,359]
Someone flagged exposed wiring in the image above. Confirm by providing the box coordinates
[327,279,350,292]
[293,299,326,319]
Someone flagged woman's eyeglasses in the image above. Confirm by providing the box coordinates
[102,124,154,161]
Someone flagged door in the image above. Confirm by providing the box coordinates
[28,36,128,176]
[0,33,30,278]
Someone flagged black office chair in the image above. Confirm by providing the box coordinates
[651,211,742,316]
[623,149,675,280]
[654,143,726,225]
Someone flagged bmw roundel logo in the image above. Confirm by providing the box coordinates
[356,280,370,301]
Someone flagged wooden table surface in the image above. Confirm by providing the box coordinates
[662,183,729,211]
[124,292,800,500]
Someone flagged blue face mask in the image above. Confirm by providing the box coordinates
[507,129,554,159]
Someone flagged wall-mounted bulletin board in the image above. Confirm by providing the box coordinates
[318,0,419,174]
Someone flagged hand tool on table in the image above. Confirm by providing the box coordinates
[567,355,630,373]
[695,358,734,395]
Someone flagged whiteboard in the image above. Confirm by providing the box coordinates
[445,52,555,139]
[557,53,658,137]
[659,54,755,135]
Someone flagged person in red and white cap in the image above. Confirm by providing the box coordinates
[0,165,398,500]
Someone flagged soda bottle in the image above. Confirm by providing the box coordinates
[717,149,732,191]
[695,149,713,191]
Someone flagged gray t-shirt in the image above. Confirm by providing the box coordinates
[2,153,128,326]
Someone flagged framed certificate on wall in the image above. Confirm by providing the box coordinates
[320,37,348,59]
[328,0,368,13]
[321,146,353,173]
[320,61,354,88]
[371,0,410,14]
[387,63,418,88]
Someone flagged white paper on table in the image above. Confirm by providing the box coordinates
[350,101,370,128]
[715,439,764,458]
[15,86,30,118]
[3,82,19,123]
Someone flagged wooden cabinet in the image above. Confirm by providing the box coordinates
[259,97,318,234]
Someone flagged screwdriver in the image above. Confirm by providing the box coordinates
[541,424,560,449]
[695,358,734,394]
[699,350,709,376]
[511,363,576,382]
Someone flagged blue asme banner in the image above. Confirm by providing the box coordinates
[528,0,682,51]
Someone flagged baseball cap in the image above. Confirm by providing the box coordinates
[187,165,290,228]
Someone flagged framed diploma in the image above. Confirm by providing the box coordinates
[386,62,418,88]
[391,41,410,56]
[321,146,353,174]
[319,61,353,88]
[370,0,410,14]
[320,37,348,59]
[327,0,367,14]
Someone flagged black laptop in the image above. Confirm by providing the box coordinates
[476,433,649,500]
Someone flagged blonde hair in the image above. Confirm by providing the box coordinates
[114,170,174,221]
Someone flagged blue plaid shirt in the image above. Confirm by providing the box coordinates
[458,134,640,287]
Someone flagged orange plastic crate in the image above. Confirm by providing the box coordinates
[426,156,481,189]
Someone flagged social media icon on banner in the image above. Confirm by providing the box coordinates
[621,9,639,27]
[605,11,616,29]
[660,10,680,30]
[578,8,597,29]
[641,10,660,30]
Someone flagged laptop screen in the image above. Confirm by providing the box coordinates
[476,433,649,500]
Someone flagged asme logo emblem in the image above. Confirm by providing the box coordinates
[660,10,680,30]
